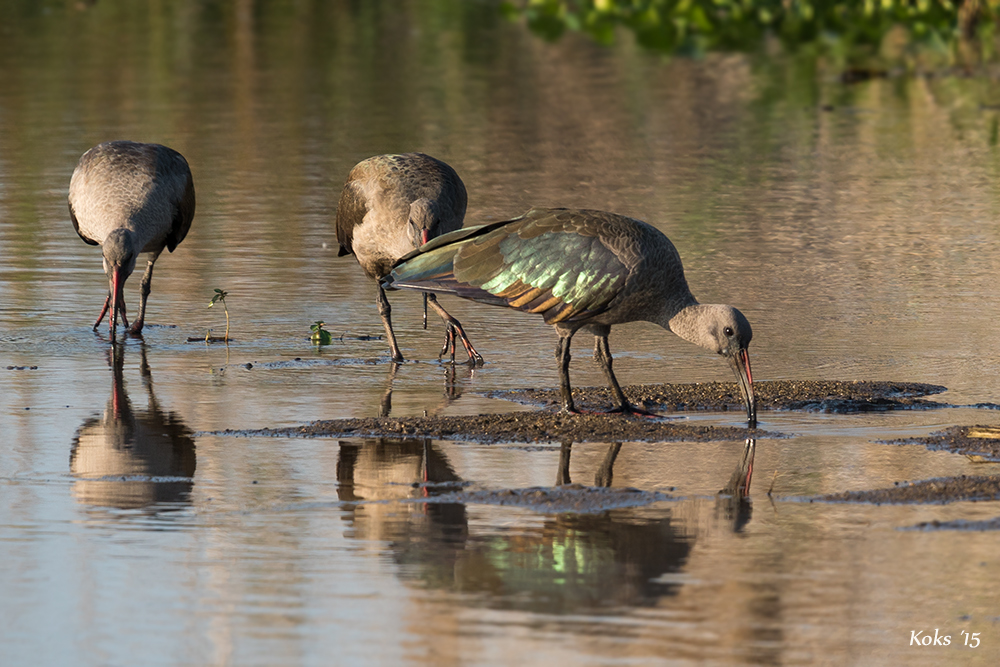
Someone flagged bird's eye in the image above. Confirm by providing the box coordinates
[724,327,734,337]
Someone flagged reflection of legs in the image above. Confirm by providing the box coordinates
[594,443,622,488]
[377,286,404,362]
[380,361,400,417]
[427,294,483,366]
[556,441,572,486]
[129,250,160,334]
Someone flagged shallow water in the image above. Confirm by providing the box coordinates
[3,1,1000,665]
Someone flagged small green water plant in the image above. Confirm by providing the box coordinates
[208,288,231,342]
[311,320,333,345]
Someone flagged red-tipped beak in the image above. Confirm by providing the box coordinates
[420,229,430,245]
[110,267,125,334]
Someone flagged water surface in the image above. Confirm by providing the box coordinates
[2,1,1000,665]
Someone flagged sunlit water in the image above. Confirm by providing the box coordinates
[3,2,1000,665]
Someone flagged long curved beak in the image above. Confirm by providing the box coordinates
[109,266,126,336]
[420,229,430,329]
[728,348,757,427]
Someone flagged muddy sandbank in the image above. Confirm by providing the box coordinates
[219,412,764,444]
[884,425,1000,461]
[210,380,962,444]
[812,475,1000,505]
[489,379,949,413]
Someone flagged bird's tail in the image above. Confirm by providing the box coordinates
[381,220,511,307]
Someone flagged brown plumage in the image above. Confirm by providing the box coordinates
[69,141,195,338]
[335,153,481,364]
[384,207,757,424]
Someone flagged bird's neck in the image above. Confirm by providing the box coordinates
[663,303,718,352]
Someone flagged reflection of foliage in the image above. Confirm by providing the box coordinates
[502,0,998,62]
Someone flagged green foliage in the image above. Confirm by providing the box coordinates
[311,321,333,345]
[207,288,231,341]
[501,0,999,63]
[208,288,228,308]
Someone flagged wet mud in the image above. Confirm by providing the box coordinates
[884,425,1000,461]
[812,475,1000,505]
[214,380,964,444]
[490,380,950,414]
[221,412,764,444]
[909,517,1000,531]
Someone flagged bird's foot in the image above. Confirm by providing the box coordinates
[605,404,662,419]
[463,349,484,367]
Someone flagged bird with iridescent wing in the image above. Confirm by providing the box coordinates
[382,207,757,425]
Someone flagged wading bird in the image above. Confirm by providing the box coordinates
[336,152,481,364]
[383,207,756,424]
[69,141,195,338]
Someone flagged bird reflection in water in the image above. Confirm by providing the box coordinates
[556,440,623,487]
[336,437,701,614]
[716,438,756,533]
[336,438,468,546]
[378,362,473,417]
[69,343,196,511]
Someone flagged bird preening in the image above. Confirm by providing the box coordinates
[383,207,757,426]
[69,140,195,339]
[335,152,482,365]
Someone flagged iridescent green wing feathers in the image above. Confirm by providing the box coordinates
[386,208,629,324]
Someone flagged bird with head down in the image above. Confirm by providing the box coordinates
[382,207,757,425]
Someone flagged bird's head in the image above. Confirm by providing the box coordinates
[406,198,441,247]
[102,228,137,333]
[670,304,757,426]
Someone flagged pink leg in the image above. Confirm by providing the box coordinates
[93,293,111,330]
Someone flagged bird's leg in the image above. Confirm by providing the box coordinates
[112,298,129,335]
[376,286,405,363]
[593,334,658,417]
[128,253,159,335]
[426,294,483,366]
[93,292,111,330]
[556,334,579,414]
[438,323,457,362]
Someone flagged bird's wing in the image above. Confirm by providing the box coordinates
[165,156,195,253]
[387,208,629,324]
[69,200,99,246]
[334,180,368,257]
